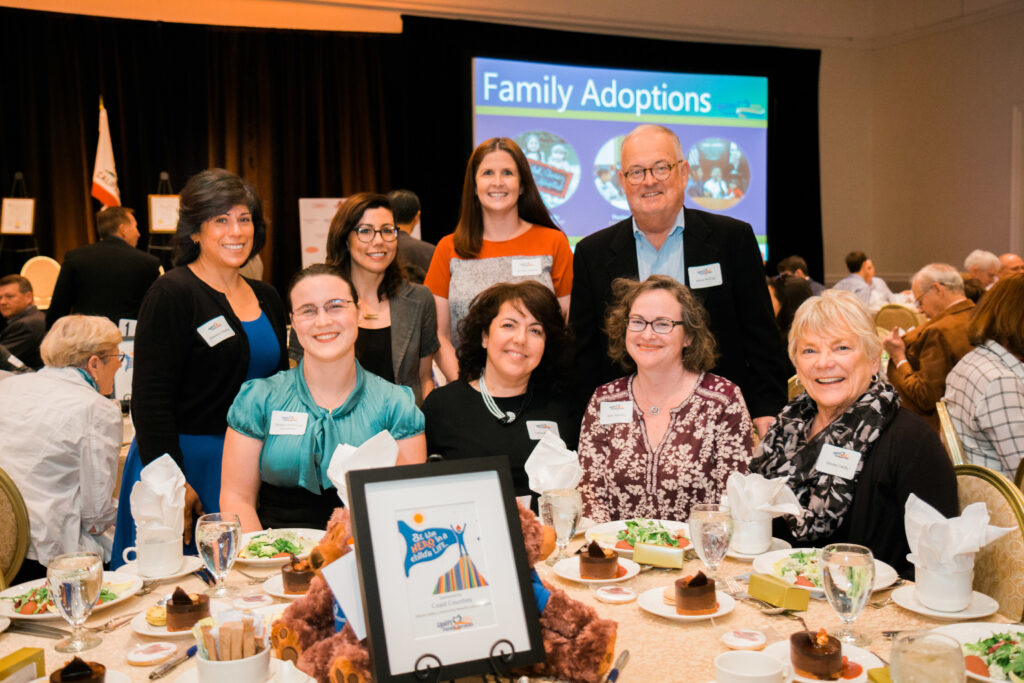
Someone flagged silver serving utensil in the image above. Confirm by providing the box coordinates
[9,621,72,638]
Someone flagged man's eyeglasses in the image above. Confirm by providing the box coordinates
[293,299,355,321]
[353,225,399,243]
[626,317,685,334]
[622,160,685,185]
[913,284,936,309]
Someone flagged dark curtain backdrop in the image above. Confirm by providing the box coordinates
[1,9,823,290]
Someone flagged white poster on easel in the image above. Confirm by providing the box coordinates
[148,195,180,233]
[1,198,35,235]
[298,198,345,267]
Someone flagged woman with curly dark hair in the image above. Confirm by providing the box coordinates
[578,275,753,523]
[421,280,577,507]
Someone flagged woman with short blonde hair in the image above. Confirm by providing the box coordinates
[41,315,121,368]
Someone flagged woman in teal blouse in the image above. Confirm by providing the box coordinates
[220,264,426,532]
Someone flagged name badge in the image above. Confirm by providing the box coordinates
[196,315,236,347]
[688,262,724,289]
[511,257,543,277]
[269,410,309,436]
[813,443,863,480]
[526,420,560,440]
[599,401,633,425]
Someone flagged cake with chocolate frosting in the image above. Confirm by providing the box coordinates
[674,571,717,615]
[790,629,843,680]
[282,553,315,594]
[166,586,210,632]
[50,657,105,682]
[579,540,619,579]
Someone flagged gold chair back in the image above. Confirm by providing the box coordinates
[1015,459,1024,492]
[19,255,61,311]
[874,304,920,333]
[787,375,804,401]
[0,465,30,589]
[937,398,966,466]
[955,464,1024,620]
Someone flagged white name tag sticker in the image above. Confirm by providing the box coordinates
[526,420,560,440]
[269,410,309,436]
[196,315,236,347]
[813,443,863,480]
[599,401,633,425]
[511,257,543,277]
[688,262,724,289]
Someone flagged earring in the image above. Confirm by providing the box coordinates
[871,373,879,383]
[191,236,199,244]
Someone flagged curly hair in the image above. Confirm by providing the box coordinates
[604,275,717,373]
[325,192,406,301]
[173,168,266,267]
[455,281,571,389]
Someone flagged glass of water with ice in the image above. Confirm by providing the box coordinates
[890,631,965,683]
[539,489,582,566]
[196,512,242,597]
[688,504,733,580]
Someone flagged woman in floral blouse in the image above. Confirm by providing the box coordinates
[577,275,753,522]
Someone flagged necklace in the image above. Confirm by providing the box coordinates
[636,373,701,417]
[361,310,379,320]
[478,373,532,425]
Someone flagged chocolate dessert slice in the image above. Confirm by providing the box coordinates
[675,571,718,615]
[282,553,315,594]
[50,657,105,682]
[579,540,619,579]
[790,629,843,680]
[165,586,210,632]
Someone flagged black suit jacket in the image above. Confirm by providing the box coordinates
[46,237,162,327]
[569,209,788,418]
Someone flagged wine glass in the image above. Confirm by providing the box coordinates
[47,552,104,653]
[539,489,582,566]
[196,512,242,597]
[821,543,875,646]
[890,631,965,683]
[688,504,733,580]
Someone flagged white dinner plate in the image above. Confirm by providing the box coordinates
[584,519,690,558]
[931,622,1024,682]
[573,517,597,537]
[0,616,9,633]
[236,529,324,566]
[751,547,899,593]
[0,571,144,621]
[636,587,735,622]
[262,573,306,599]
[726,537,793,561]
[892,586,999,621]
[763,640,880,683]
[552,557,641,584]
[33,673,130,683]
[119,555,205,581]
[130,599,231,639]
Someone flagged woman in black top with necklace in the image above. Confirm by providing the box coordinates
[422,281,578,507]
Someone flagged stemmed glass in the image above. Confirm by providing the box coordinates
[821,543,875,646]
[539,489,582,566]
[195,512,242,598]
[890,631,965,683]
[47,552,104,653]
[688,504,733,580]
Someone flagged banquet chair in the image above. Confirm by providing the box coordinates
[0,465,30,590]
[874,304,919,333]
[955,464,1024,621]
[19,255,61,311]
[937,398,966,466]
[787,375,804,401]
[1015,459,1024,492]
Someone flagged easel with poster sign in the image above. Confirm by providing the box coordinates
[147,171,179,271]
[0,172,40,263]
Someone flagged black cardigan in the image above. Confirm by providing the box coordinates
[131,266,288,469]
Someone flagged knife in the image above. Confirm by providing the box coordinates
[9,621,72,638]
[150,644,197,679]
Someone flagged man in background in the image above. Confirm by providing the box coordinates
[387,189,434,283]
[833,250,900,307]
[998,252,1024,280]
[963,249,1000,290]
[0,275,44,369]
[46,206,161,327]
[777,254,825,295]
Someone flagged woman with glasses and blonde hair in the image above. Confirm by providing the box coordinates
[577,275,754,523]
[220,264,426,532]
[0,315,123,582]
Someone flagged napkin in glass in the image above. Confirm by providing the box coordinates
[326,430,399,507]
[904,493,1014,572]
[725,472,803,520]
[524,431,582,494]
[129,453,185,541]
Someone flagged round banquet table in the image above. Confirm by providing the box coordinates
[1,547,1015,682]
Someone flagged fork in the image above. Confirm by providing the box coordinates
[234,567,272,584]
[85,611,140,632]
[868,596,893,609]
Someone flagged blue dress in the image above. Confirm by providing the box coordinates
[110,313,279,568]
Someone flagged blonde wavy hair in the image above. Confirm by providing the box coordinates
[40,315,122,368]
[787,290,881,366]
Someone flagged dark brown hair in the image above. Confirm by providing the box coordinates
[286,263,359,310]
[174,169,266,267]
[969,273,1024,359]
[325,192,405,301]
[455,281,571,388]
[453,138,560,259]
[768,274,813,335]
[96,206,135,239]
[604,275,717,373]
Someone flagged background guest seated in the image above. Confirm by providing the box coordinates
[422,280,578,508]
[751,290,957,577]
[578,275,753,524]
[768,273,813,375]
[221,264,426,532]
[0,274,45,369]
[0,315,123,583]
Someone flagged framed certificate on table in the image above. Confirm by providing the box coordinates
[347,457,544,683]
[148,195,180,233]
[1,198,35,234]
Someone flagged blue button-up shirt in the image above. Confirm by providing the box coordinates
[633,209,687,282]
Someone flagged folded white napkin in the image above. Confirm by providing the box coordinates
[905,493,1015,572]
[271,659,316,682]
[725,472,803,520]
[326,430,399,507]
[129,454,185,540]
[524,432,582,494]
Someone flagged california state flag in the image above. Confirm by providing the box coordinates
[91,99,120,207]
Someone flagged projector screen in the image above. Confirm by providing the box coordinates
[472,57,769,258]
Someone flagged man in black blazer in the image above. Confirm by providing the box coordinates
[570,124,788,435]
[46,206,161,328]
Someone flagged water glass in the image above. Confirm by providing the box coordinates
[196,512,242,597]
[890,631,965,683]
[47,552,104,653]
[539,489,582,566]
[688,503,733,579]
[821,543,875,646]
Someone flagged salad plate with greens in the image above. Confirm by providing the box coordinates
[236,528,324,565]
[752,547,899,593]
[584,518,689,558]
[0,571,142,620]
[933,623,1024,681]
